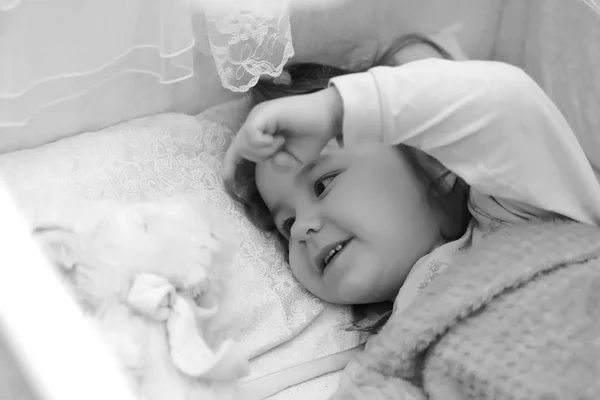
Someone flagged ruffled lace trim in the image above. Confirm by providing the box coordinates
[200,0,295,92]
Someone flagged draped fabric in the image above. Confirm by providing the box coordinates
[0,0,293,129]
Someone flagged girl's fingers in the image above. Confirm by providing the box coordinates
[241,132,284,161]
[248,126,275,146]
[222,133,286,181]
[222,143,241,181]
[222,133,248,180]
[270,136,286,151]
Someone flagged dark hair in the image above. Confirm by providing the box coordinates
[226,34,470,334]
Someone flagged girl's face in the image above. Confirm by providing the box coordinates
[255,143,444,304]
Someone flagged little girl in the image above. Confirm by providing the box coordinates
[223,39,600,330]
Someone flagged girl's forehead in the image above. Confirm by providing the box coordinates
[257,139,342,176]
[256,139,353,191]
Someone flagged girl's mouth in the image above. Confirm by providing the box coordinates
[322,239,352,271]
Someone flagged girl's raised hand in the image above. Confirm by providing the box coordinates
[222,87,343,181]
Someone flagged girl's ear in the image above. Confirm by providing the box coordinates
[33,226,83,273]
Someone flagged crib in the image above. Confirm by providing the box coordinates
[0,0,599,399]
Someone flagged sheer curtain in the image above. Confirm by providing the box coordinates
[0,0,293,130]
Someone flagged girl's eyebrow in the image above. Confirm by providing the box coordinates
[294,154,332,186]
[271,154,333,220]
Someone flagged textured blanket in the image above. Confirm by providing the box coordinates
[330,221,600,400]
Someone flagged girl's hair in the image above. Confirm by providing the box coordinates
[226,34,470,334]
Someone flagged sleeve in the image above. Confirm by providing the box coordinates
[329,59,600,226]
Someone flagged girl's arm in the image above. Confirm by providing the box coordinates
[331,59,600,225]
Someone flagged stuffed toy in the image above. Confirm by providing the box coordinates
[33,196,249,400]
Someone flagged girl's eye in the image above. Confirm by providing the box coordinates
[278,217,295,238]
[313,172,338,198]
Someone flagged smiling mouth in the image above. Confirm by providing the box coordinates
[322,239,351,271]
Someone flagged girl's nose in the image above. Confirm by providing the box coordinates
[291,212,323,241]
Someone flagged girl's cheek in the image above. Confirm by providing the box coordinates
[288,247,307,277]
[329,270,375,304]
[289,247,323,291]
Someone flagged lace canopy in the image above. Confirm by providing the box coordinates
[0,0,294,129]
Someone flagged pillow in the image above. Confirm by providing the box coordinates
[0,99,364,399]
[285,0,502,69]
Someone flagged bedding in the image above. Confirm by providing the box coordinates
[0,99,365,399]
[330,221,600,400]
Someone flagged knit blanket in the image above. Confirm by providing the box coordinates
[330,221,600,400]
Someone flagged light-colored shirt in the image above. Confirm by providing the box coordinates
[330,58,600,312]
